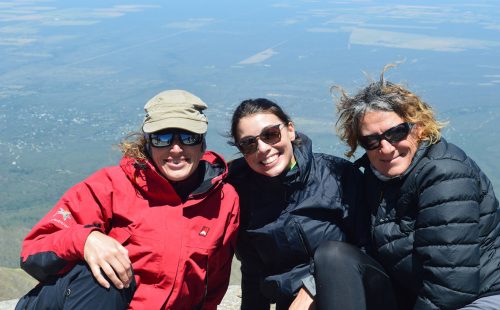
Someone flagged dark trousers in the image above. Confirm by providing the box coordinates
[314,241,398,310]
[15,262,136,310]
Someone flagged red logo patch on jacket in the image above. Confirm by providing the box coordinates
[199,226,210,237]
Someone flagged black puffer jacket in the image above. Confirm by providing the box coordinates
[228,133,365,309]
[356,138,500,310]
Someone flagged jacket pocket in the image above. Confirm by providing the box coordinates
[180,245,209,309]
[108,227,131,244]
[126,233,163,285]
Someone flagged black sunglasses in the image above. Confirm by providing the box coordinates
[149,129,203,148]
[358,122,414,150]
[237,124,284,155]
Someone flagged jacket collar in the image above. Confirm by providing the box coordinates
[289,132,313,185]
[120,151,227,206]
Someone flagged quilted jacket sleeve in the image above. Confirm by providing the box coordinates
[20,169,115,282]
[413,157,481,309]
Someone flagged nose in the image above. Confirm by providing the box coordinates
[169,137,184,152]
[378,139,395,153]
[256,139,271,153]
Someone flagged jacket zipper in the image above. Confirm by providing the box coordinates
[294,219,315,275]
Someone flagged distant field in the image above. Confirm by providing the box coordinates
[0,267,36,301]
[0,204,50,268]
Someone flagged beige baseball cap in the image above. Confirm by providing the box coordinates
[142,89,208,134]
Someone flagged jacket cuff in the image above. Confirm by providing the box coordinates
[74,226,104,259]
[301,275,316,297]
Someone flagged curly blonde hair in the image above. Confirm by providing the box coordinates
[118,131,148,160]
[334,64,447,158]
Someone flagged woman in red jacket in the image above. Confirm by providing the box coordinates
[16,90,240,310]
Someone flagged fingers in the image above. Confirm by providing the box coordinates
[108,248,133,288]
[116,247,133,287]
[101,258,126,289]
[84,231,133,289]
[88,248,132,289]
[289,287,315,310]
[88,253,132,289]
[89,261,110,289]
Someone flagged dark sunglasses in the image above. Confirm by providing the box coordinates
[237,124,284,155]
[358,122,414,150]
[149,129,203,148]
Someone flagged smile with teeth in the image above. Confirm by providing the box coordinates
[261,153,279,165]
[166,157,188,165]
[381,153,404,163]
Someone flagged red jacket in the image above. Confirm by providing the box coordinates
[20,151,240,309]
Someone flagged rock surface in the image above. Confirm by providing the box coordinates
[218,285,243,309]
[0,299,17,310]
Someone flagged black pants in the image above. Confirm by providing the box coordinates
[15,262,136,310]
[314,241,398,310]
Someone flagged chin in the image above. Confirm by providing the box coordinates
[261,169,281,177]
[383,167,406,178]
[263,163,288,177]
[162,170,190,182]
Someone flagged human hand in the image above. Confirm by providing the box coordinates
[289,287,315,310]
[83,230,132,289]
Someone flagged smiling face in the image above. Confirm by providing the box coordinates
[360,110,421,177]
[236,113,296,177]
[150,137,204,182]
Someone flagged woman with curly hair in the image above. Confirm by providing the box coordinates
[16,90,239,310]
[335,65,500,309]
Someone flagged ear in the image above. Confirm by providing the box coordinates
[144,134,152,157]
[286,122,296,142]
[201,138,207,152]
[414,123,424,140]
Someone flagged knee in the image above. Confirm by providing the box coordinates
[68,263,136,306]
[314,240,360,267]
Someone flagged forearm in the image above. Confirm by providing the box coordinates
[21,224,99,281]
[20,175,113,280]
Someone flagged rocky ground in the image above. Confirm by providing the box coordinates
[0,300,17,310]
[218,285,243,309]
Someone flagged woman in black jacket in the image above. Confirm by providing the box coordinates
[227,98,394,310]
[335,65,500,309]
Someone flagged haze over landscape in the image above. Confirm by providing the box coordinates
[1,0,499,287]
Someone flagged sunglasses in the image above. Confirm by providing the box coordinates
[237,124,284,155]
[358,122,414,150]
[149,129,203,148]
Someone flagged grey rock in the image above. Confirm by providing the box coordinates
[0,299,17,310]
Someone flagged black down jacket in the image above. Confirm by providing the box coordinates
[228,133,365,309]
[356,138,500,310]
